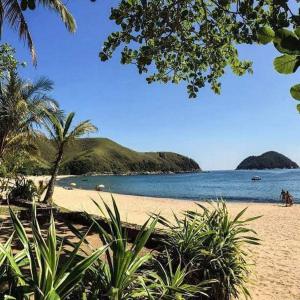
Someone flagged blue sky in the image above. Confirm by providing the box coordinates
[2,2,300,170]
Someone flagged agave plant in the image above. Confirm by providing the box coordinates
[135,251,214,300]
[156,200,261,300]
[81,196,158,300]
[6,203,107,299]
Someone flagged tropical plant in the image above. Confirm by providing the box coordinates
[0,0,76,63]
[7,176,39,202]
[43,112,97,203]
[155,201,260,300]
[100,0,298,98]
[5,203,107,299]
[137,252,213,299]
[0,71,59,160]
[258,26,300,112]
[82,197,158,299]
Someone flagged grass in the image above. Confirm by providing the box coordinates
[33,136,200,174]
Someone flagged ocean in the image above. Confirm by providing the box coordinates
[57,169,300,203]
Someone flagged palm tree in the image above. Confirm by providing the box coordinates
[0,71,59,160]
[43,111,97,203]
[1,0,76,64]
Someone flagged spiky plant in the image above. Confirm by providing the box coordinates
[156,200,261,300]
[6,203,107,299]
[135,251,214,300]
[82,196,158,300]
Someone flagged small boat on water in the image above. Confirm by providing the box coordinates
[251,176,261,181]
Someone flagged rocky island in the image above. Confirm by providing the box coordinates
[236,151,299,170]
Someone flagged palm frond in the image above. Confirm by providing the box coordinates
[2,0,36,64]
[38,0,76,32]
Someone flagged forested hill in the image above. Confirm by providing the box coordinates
[32,137,201,175]
[236,151,299,170]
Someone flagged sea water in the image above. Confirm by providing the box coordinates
[57,169,300,203]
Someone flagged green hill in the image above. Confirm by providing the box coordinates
[31,137,201,175]
[236,151,298,170]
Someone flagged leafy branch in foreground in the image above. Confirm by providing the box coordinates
[258,26,300,112]
[100,0,297,98]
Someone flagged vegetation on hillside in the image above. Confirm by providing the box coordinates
[236,151,299,170]
[32,136,201,175]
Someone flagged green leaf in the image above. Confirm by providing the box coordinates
[257,26,275,44]
[274,28,300,55]
[295,27,300,38]
[290,84,300,100]
[273,55,300,74]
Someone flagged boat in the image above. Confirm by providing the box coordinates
[251,176,261,181]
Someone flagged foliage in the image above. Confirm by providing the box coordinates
[0,70,60,160]
[155,201,260,300]
[0,44,21,77]
[0,0,76,63]
[257,26,300,112]
[43,111,97,202]
[100,0,297,98]
[138,253,213,299]
[7,176,39,202]
[32,137,200,175]
[0,198,260,299]
[4,203,107,299]
[84,196,157,299]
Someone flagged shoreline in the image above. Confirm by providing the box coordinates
[26,176,300,299]
[51,187,300,300]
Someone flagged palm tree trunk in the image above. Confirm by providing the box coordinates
[43,147,63,204]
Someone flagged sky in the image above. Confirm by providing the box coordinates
[2,2,300,170]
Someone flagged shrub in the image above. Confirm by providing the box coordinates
[7,176,39,202]
[82,197,158,299]
[155,201,261,300]
[3,203,107,299]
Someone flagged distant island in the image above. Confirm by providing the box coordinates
[236,151,299,170]
[26,137,201,175]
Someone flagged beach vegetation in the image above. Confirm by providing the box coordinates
[7,176,39,202]
[79,197,158,299]
[0,70,59,161]
[154,201,260,300]
[0,0,76,64]
[43,112,97,203]
[0,198,259,299]
[2,203,107,299]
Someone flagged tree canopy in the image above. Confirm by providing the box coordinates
[100,0,299,98]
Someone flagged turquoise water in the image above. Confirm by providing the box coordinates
[58,169,300,203]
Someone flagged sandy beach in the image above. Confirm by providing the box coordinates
[29,176,300,299]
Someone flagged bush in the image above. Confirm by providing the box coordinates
[155,201,260,300]
[0,199,260,299]
[7,176,39,202]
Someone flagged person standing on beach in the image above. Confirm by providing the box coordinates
[280,189,286,204]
